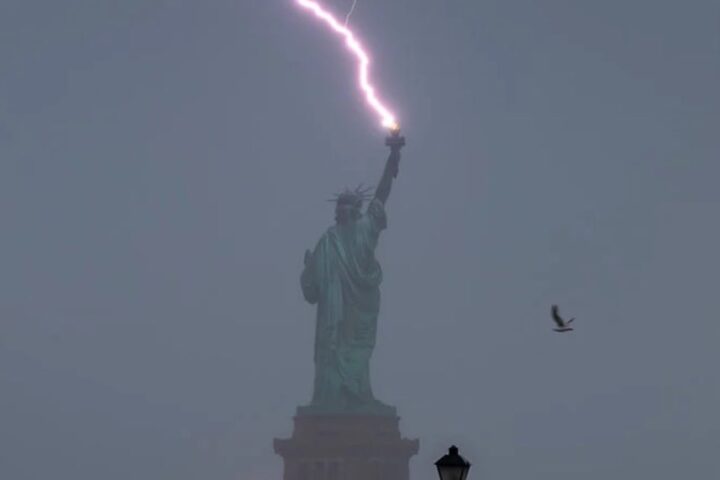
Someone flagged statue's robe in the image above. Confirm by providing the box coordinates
[300,199,387,410]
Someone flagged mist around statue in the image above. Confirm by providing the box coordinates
[2,2,719,480]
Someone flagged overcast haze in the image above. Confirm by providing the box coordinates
[1,1,719,479]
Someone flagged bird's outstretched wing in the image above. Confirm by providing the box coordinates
[551,304,565,327]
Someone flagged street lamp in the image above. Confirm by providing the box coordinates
[434,445,471,480]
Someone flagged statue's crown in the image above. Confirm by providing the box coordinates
[330,185,374,209]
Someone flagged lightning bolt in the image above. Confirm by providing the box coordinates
[344,0,358,26]
[295,0,399,130]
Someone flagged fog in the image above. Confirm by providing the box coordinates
[1,1,719,479]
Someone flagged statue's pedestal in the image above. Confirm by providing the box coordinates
[274,412,419,480]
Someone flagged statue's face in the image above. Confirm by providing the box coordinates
[335,204,359,224]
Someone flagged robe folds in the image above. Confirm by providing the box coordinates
[300,199,387,409]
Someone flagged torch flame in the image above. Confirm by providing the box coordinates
[295,0,399,130]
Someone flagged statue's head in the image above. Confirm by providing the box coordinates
[332,185,372,225]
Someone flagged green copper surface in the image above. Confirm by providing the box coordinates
[299,135,403,416]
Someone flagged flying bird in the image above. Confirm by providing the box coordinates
[551,304,575,333]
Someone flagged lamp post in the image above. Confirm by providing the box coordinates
[435,445,471,480]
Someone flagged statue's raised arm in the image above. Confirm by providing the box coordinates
[373,129,405,205]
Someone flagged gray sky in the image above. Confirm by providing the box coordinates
[1,1,719,479]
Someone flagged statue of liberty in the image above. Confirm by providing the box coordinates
[299,131,405,415]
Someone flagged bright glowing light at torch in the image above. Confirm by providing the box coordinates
[295,0,399,130]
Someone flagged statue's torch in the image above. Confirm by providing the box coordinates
[384,127,405,178]
[385,127,405,150]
